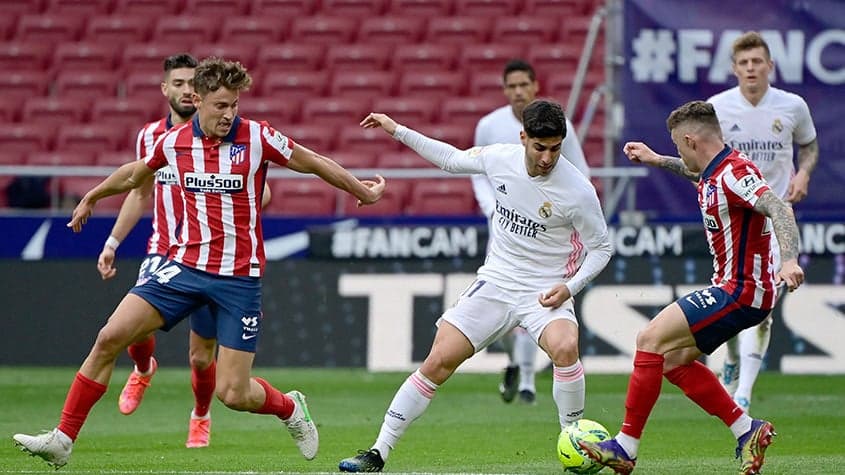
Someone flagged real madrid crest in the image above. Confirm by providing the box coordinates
[772,118,783,134]
[538,201,552,219]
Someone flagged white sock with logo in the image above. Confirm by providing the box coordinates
[515,331,537,392]
[373,370,439,461]
[553,360,585,428]
[735,319,772,403]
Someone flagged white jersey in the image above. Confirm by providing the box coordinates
[708,86,816,198]
[394,125,612,295]
[472,105,589,216]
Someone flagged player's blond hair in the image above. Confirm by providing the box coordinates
[732,31,771,61]
[666,100,721,136]
[193,57,252,97]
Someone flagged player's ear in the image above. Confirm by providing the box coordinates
[685,134,695,151]
[191,92,201,108]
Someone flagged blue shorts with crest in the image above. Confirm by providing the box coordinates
[676,286,769,354]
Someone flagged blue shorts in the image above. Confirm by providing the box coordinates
[676,286,769,355]
[131,260,262,352]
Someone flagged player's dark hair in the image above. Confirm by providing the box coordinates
[503,59,536,83]
[732,31,771,61]
[163,53,198,73]
[193,57,252,96]
[522,100,566,139]
[666,100,721,133]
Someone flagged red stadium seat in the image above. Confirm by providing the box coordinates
[301,98,370,126]
[14,14,84,44]
[0,123,52,153]
[371,97,438,125]
[55,124,126,153]
[398,71,465,99]
[183,0,249,15]
[376,152,434,169]
[527,44,580,79]
[0,71,49,99]
[467,71,505,100]
[238,97,299,127]
[46,0,113,14]
[0,14,18,41]
[562,14,594,43]
[284,124,336,151]
[491,16,560,44]
[256,43,325,73]
[28,151,96,166]
[219,16,285,44]
[459,44,524,72]
[328,151,377,169]
[124,71,166,100]
[339,178,411,216]
[250,0,318,16]
[83,15,151,45]
[290,16,357,45]
[121,43,182,75]
[391,43,457,72]
[526,0,588,15]
[319,0,386,17]
[91,98,160,128]
[544,74,575,104]
[21,98,89,126]
[3,0,44,15]
[416,123,474,150]
[0,151,23,165]
[54,71,120,100]
[96,151,135,167]
[260,72,328,97]
[424,16,491,44]
[357,16,425,44]
[329,71,395,99]
[454,0,519,16]
[0,42,51,71]
[52,42,118,71]
[0,99,23,123]
[152,16,220,45]
[113,0,183,15]
[441,97,503,126]
[191,43,257,69]
[337,125,402,154]
[406,178,477,216]
[265,178,337,216]
[386,0,451,17]
[58,177,126,211]
[325,44,391,71]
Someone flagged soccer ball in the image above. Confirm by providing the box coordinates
[557,419,611,474]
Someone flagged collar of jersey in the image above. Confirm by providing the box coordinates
[700,144,732,181]
[192,115,241,142]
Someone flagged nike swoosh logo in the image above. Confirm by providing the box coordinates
[242,334,257,340]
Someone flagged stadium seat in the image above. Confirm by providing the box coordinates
[398,71,466,99]
[256,43,325,72]
[58,177,125,211]
[54,71,120,100]
[260,72,328,97]
[319,0,386,17]
[301,98,370,126]
[0,42,52,72]
[0,151,23,166]
[391,43,458,72]
[357,16,425,44]
[0,123,52,153]
[191,43,258,69]
[3,0,44,15]
[91,98,161,128]
[250,0,318,16]
[527,44,580,79]
[0,100,22,123]
[52,42,118,71]
[328,151,377,169]
[339,178,411,216]
[526,0,588,15]
[0,72,49,102]
[0,14,17,41]
[113,0,183,15]
[459,44,524,72]
[55,124,126,153]
[219,16,285,44]
[124,71,166,100]
[14,14,84,44]
[376,152,434,169]
[121,43,181,75]
[424,16,491,44]
[337,125,403,154]
[416,123,474,150]
[83,15,151,45]
[467,71,504,100]
[265,178,337,216]
[237,97,300,127]
[152,16,220,45]
[386,0,451,17]
[454,0,519,17]
[284,124,336,151]
[562,14,594,43]
[544,74,575,104]
[21,98,89,126]
[491,16,560,44]
[440,97,503,126]
[46,0,113,14]
[325,44,391,71]
[289,16,357,45]
[96,151,135,167]
[370,97,438,125]
[406,178,477,216]
[183,0,250,16]
[329,71,396,99]
[27,151,96,167]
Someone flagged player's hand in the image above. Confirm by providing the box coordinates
[357,174,386,207]
[777,259,804,292]
[360,113,398,136]
[786,170,810,203]
[67,199,94,233]
[623,142,661,166]
[539,284,572,309]
[97,246,117,280]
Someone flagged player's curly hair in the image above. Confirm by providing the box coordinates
[666,100,721,133]
[522,99,566,139]
[193,57,252,97]
[732,31,771,61]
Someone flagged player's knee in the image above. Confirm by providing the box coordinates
[215,383,250,410]
[91,326,130,360]
[547,338,579,366]
[635,327,660,352]
[188,347,215,370]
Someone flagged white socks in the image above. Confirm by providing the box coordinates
[515,330,537,392]
[735,318,772,402]
[615,432,639,459]
[730,414,753,439]
[553,360,585,428]
[373,370,439,461]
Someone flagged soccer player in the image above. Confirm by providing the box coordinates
[13,57,386,469]
[710,32,818,413]
[578,101,804,475]
[96,53,269,448]
[473,59,590,405]
[338,99,613,472]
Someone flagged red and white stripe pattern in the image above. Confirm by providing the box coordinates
[136,117,183,256]
[145,117,294,277]
[553,360,584,382]
[563,230,584,279]
[408,370,437,399]
[697,148,777,310]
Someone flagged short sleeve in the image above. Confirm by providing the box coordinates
[143,130,169,170]
[792,97,817,146]
[260,124,296,166]
[723,163,771,209]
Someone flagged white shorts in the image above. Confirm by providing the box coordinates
[439,279,577,352]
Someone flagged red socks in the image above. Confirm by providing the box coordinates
[252,377,294,420]
[191,361,216,417]
[57,373,107,441]
[664,360,743,426]
[127,336,155,373]
[621,350,664,438]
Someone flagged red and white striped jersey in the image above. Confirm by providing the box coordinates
[135,115,182,256]
[144,116,295,277]
[698,146,777,310]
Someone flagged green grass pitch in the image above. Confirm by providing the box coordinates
[1,367,842,474]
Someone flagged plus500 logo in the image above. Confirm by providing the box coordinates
[183,172,243,193]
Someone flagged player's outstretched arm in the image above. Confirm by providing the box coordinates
[68,160,156,233]
[623,141,699,182]
[753,190,804,291]
[287,144,385,206]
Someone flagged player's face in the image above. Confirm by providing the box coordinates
[521,134,562,177]
[732,47,772,93]
[194,87,239,139]
[504,71,538,116]
[162,67,196,120]
[670,127,700,173]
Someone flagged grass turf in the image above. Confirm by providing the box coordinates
[1,367,842,474]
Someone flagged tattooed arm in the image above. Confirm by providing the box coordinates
[753,190,805,290]
[622,141,699,182]
[787,138,819,203]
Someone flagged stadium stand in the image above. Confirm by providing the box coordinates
[265,177,338,216]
